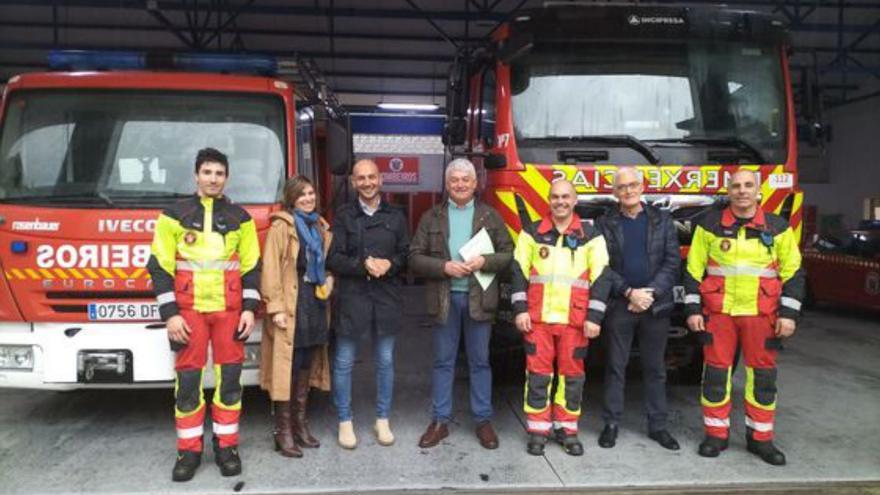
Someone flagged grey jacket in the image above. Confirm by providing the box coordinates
[409,200,513,324]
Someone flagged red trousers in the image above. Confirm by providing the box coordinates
[702,313,779,442]
[174,309,244,452]
[523,323,588,435]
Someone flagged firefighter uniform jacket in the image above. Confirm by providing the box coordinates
[148,195,261,321]
[684,207,804,320]
[511,215,612,326]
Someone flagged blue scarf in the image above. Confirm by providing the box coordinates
[293,209,326,285]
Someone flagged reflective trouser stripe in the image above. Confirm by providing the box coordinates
[527,420,553,432]
[177,260,241,271]
[745,417,774,432]
[529,274,590,289]
[213,423,239,435]
[553,421,578,431]
[704,417,730,428]
[177,425,204,439]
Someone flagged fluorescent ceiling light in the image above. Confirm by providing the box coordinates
[377,102,439,111]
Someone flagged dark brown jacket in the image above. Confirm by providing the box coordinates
[409,200,513,324]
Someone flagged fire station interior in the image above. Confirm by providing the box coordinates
[0,1,878,494]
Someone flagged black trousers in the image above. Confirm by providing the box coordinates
[601,300,670,432]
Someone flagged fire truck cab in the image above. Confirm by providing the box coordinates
[444,4,804,380]
[0,51,350,388]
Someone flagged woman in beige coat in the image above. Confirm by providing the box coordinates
[260,175,332,458]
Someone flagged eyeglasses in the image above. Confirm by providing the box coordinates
[614,182,641,192]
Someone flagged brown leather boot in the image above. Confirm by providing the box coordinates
[292,374,320,448]
[273,401,302,458]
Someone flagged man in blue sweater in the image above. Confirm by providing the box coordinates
[594,167,681,451]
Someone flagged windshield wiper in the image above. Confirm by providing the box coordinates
[653,136,767,164]
[534,134,660,165]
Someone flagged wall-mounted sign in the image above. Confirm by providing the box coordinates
[375,156,420,185]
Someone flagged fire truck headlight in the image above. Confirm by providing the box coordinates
[0,345,34,370]
[242,343,261,370]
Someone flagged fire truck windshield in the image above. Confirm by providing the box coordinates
[0,90,286,206]
[510,41,787,164]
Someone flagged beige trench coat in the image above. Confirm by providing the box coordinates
[259,210,332,401]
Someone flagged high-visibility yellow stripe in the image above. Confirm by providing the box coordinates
[745,366,777,412]
[82,268,98,279]
[701,365,733,407]
[11,269,26,280]
[174,368,206,419]
[759,165,782,204]
[523,371,552,414]
[38,268,54,279]
[52,268,69,279]
[24,268,40,280]
[4,271,12,280]
[212,364,242,411]
[130,268,145,279]
[520,164,552,201]
[98,268,114,278]
[791,191,804,240]
[553,376,581,416]
[113,268,129,279]
[68,268,84,279]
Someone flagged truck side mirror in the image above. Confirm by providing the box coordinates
[325,115,352,176]
[443,50,471,147]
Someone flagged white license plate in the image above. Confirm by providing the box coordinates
[88,302,159,321]
[673,285,686,303]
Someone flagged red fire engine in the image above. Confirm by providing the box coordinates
[444,4,806,379]
[0,51,350,388]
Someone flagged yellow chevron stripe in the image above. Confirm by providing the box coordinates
[82,268,99,279]
[791,191,804,240]
[68,268,84,279]
[38,268,55,279]
[520,164,552,201]
[496,190,519,218]
[759,165,782,204]
[52,268,69,279]
[130,268,145,279]
[113,268,129,279]
[11,269,26,280]
[24,268,40,280]
[98,268,114,278]
[4,271,11,280]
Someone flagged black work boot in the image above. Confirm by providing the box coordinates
[171,450,201,482]
[213,439,242,477]
[526,433,548,456]
[554,428,584,456]
[747,436,787,466]
[698,436,729,458]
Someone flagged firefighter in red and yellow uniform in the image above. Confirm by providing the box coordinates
[685,170,804,466]
[147,148,261,482]
[511,180,611,456]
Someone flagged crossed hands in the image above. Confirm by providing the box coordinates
[627,288,654,313]
[515,312,601,339]
[364,256,392,278]
[443,255,486,279]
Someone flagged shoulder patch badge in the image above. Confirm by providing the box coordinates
[539,246,550,259]
[720,239,731,252]
[184,231,198,245]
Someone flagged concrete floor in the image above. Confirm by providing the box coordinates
[1,289,879,495]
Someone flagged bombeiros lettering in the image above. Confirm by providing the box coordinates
[35,244,150,268]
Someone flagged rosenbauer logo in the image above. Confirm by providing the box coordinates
[11,218,60,232]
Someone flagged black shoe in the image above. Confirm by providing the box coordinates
[698,436,729,458]
[598,424,618,449]
[214,445,242,477]
[171,450,201,482]
[553,429,583,456]
[747,437,787,466]
[526,433,548,456]
[648,430,680,451]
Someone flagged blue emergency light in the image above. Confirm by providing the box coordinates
[48,50,278,76]
[10,241,27,254]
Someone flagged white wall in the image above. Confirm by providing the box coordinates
[801,95,880,229]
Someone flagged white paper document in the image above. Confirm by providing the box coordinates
[458,227,496,290]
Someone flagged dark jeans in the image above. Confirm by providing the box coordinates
[431,292,493,424]
[601,300,670,432]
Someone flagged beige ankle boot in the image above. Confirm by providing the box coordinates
[338,420,357,450]
[374,418,395,446]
